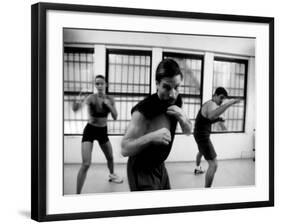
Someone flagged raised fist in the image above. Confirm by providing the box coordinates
[103,98,111,108]
[72,101,80,112]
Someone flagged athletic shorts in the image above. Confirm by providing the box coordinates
[194,137,217,161]
[127,157,171,191]
[81,123,109,144]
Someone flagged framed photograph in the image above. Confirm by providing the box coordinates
[31,2,274,222]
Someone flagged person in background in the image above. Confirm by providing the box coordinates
[193,87,240,187]
[73,75,123,194]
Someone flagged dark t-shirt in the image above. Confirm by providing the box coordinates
[130,93,182,169]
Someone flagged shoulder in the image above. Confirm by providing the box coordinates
[129,111,149,131]
[85,94,95,104]
[106,95,115,102]
[202,100,216,113]
[131,94,155,116]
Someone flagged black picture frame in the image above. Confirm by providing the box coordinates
[31,2,274,222]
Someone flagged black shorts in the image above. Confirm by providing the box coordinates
[127,157,170,191]
[194,137,217,161]
[81,123,109,145]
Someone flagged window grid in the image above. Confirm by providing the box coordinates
[106,49,152,134]
[64,47,94,135]
[212,57,248,132]
[163,53,203,133]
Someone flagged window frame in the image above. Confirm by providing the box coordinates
[105,48,153,135]
[163,52,204,134]
[63,47,95,136]
[212,56,248,133]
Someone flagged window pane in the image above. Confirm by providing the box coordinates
[163,53,203,134]
[64,47,94,134]
[107,95,146,134]
[212,58,247,132]
[108,52,151,95]
[107,50,152,134]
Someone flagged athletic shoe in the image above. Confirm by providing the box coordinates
[108,173,123,183]
[194,167,205,175]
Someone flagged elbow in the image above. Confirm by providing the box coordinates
[112,113,118,120]
[184,129,192,136]
[121,149,129,157]
[121,141,129,157]
[207,115,216,120]
[184,123,193,136]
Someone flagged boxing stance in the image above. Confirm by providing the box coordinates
[121,59,192,191]
[74,75,123,194]
[193,87,240,187]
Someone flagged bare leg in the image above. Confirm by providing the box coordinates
[99,141,123,183]
[196,152,203,167]
[76,142,93,194]
[205,158,218,187]
[99,141,114,174]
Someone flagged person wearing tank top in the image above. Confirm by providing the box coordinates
[121,59,193,191]
[193,87,240,187]
[72,75,123,194]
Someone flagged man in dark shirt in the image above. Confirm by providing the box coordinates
[121,59,192,191]
[193,87,240,187]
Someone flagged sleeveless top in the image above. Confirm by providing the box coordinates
[193,102,221,141]
[130,93,182,169]
[88,95,111,118]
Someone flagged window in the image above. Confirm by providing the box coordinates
[63,47,94,134]
[163,52,203,132]
[106,49,152,134]
[212,57,248,132]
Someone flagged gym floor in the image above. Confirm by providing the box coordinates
[63,159,255,195]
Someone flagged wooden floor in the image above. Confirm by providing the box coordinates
[64,159,255,195]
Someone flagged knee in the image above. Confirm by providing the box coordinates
[81,163,91,171]
[209,160,218,171]
[107,154,113,163]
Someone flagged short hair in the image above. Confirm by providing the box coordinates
[155,59,183,82]
[95,75,105,81]
[214,87,228,97]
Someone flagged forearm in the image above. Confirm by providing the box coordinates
[106,104,118,120]
[211,117,223,124]
[121,133,153,157]
[74,94,88,111]
[208,102,234,119]
[178,115,192,135]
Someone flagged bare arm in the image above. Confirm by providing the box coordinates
[205,99,240,120]
[166,105,192,135]
[121,111,171,157]
[72,92,91,112]
[104,97,118,120]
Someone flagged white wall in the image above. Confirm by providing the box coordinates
[64,29,255,163]
[64,29,255,56]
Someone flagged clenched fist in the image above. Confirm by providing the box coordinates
[103,98,112,108]
[150,128,171,146]
[166,105,183,119]
[72,101,81,112]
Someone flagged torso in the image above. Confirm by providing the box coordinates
[130,93,180,169]
[86,94,111,127]
[194,100,213,139]
[146,114,171,134]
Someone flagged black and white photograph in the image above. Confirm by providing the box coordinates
[63,28,256,195]
[30,2,274,222]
